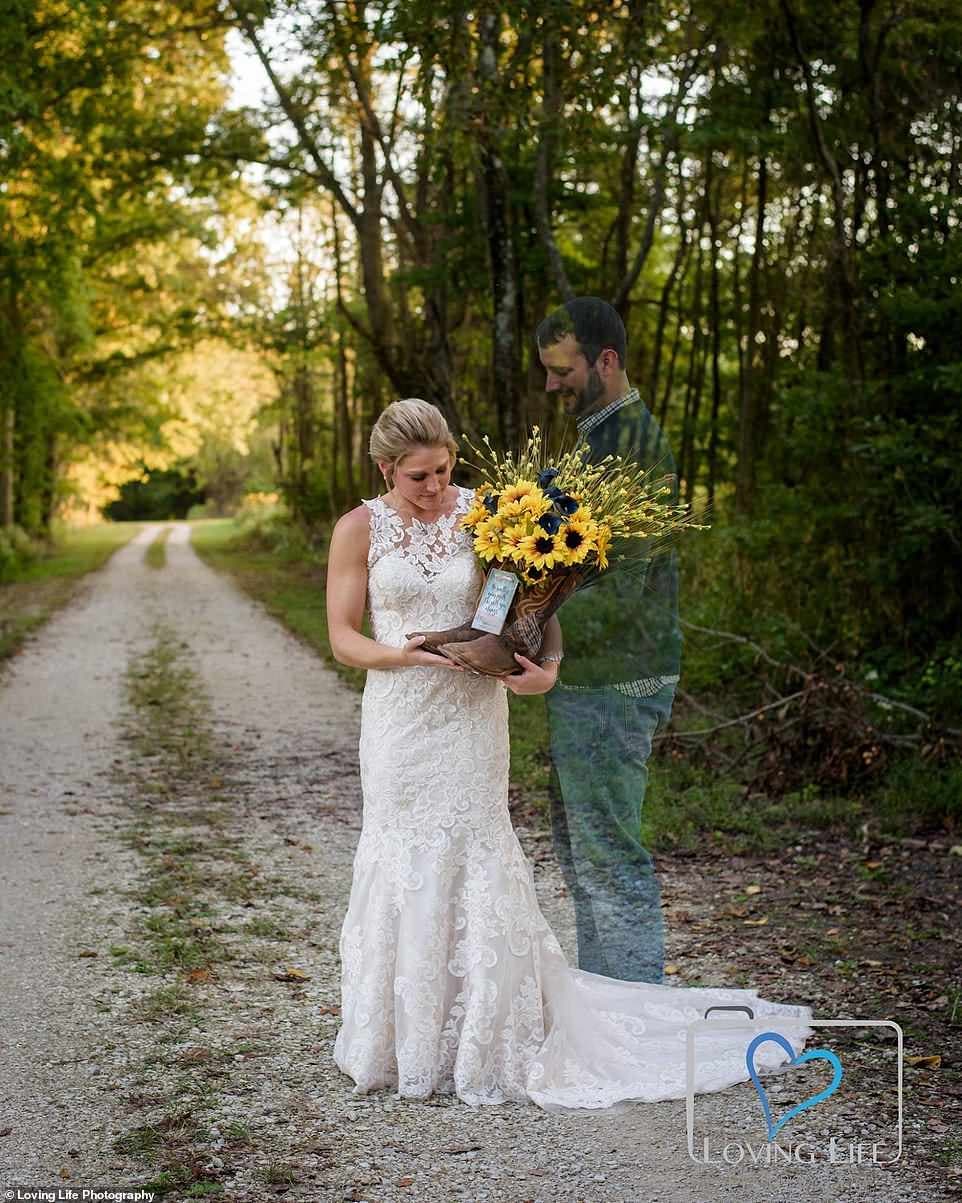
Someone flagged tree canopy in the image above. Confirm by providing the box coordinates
[2,0,960,716]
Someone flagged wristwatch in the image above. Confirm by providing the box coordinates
[539,652,563,665]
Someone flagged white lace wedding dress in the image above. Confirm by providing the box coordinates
[333,484,814,1110]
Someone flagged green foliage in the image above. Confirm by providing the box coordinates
[0,524,41,581]
[105,465,205,522]
[0,0,252,534]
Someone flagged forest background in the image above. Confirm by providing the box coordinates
[2,0,961,822]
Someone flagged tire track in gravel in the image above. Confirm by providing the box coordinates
[1,522,934,1202]
[1,526,168,1185]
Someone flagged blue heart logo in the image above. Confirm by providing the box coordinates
[746,1031,844,1141]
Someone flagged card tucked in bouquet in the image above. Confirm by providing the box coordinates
[470,568,520,635]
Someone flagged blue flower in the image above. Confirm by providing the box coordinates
[544,485,564,500]
[556,494,579,515]
[538,512,562,534]
[483,493,498,514]
[537,467,560,487]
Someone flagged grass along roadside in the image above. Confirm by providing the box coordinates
[110,623,331,1198]
[145,526,172,570]
[0,521,142,665]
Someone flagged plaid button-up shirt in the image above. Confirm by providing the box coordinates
[555,387,682,695]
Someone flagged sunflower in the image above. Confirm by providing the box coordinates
[517,529,563,571]
[556,517,595,566]
[499,521,531,562]
[473,516,504,562]
[462,499,490,528]
[517,489,552,518]
[501,480,540,505]
[499,490,550,522]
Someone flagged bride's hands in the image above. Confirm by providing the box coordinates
[503,653,559,695]
[400,634,467,670]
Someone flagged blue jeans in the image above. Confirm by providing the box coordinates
[546,681,676,983]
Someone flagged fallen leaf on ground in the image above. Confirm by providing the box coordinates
[906,1054,941,1068]
[273,967,311,982]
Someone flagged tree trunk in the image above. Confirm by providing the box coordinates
[331,209,356,506]
[736,154,768,516]
[478,8,521,450]
[706,157,723,516]
[648,187,689,407]
[534,16,572,300]
[679,182,707,500]
[0,403,13,528]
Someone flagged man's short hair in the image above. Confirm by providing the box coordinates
[536,297,627,369]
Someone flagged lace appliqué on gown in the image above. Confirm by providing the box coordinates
[332,484,814,1110]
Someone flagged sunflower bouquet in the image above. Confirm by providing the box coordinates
[407,426,705,677]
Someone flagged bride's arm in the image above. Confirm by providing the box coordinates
[325,508,463,671]
[504,613,563,695]
[539,613,563,663]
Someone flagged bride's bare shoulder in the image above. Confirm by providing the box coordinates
[331,503,372,552]
[336,501,372,527]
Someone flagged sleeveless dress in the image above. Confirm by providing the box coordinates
[332,484,814,1110]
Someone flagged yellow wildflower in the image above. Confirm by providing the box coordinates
[501,480,540,505]
[474,516,504,562]
[499,521,531,562]
[462,500,490,528]
[500,490,550,521]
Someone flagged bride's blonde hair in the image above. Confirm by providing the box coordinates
[369,398,458,487]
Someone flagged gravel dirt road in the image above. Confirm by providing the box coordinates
[0,524,940,1201]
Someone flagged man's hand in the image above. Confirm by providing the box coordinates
[503,653,559,695]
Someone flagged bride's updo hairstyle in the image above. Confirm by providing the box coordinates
[369,398,459,488]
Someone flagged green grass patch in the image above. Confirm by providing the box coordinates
[507,692,552,811]
[145,525,172,570]
[243,914,296,941]
[135,984,200,1023]
[0,521,141,663]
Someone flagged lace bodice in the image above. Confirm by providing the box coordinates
[362,485,482,646]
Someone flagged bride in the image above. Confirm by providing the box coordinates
[325,397,813,1111]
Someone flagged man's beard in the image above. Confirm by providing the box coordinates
[568,367,605,416]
